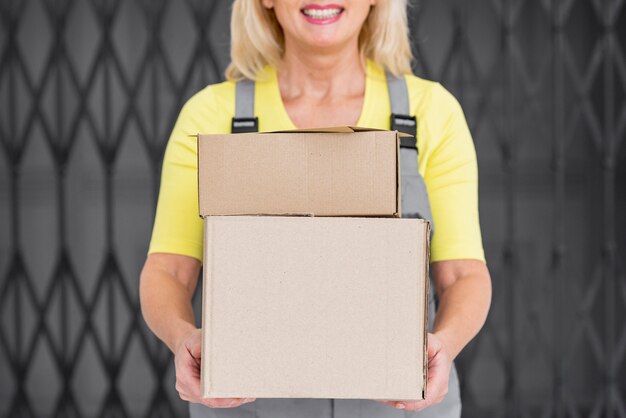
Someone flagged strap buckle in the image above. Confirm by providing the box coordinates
[391,114,417,137]
[391,114,417,149]
[399,136,417,149]
[231,117,259,133]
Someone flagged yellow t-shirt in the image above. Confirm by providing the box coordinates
[148,59,486,264]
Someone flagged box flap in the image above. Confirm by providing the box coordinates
[264,126,414,137]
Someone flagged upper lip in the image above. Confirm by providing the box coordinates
[301,3,344,10]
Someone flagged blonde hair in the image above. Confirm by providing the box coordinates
[225,0,413,81]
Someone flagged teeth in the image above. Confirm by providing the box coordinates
[302,8,342,19]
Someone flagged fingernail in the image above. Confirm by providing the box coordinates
[396,403,406,409]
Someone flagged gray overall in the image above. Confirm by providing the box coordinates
[190,71,461,418]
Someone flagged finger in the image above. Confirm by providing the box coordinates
[427,333,442,359]
[178,354,201,379]
[403,400,429,412]
[176,344,202,376]
[374,400,411,410]
[424,370,448,405]
[373,400,396,408]
[406,374,447,412]
[176,370,202,401]
[202,397,254,408]
[176,383,198,403]
[423,360,450,404]
[185,330,203,361]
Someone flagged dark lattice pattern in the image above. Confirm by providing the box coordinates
[0,0,625,417]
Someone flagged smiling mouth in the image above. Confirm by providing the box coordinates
[300,6,345,22]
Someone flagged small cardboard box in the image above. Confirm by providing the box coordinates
[197,127,404,217]
[200,215,429,400]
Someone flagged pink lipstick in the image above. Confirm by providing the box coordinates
[300,4,345,25]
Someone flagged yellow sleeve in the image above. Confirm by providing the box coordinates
[421,83,486,263]
[147,87,221,262]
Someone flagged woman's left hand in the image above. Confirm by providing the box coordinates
[374,332,453,412]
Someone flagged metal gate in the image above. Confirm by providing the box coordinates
[1,0,625,417]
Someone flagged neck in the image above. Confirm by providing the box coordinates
[277,40,366,101]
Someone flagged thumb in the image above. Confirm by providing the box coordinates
[427,333,443,361]
[184,330,202,361]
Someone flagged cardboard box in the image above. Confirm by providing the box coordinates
[200,215,429,400]
[197,127,405,217]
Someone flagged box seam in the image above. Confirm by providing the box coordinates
[422,220,431,400]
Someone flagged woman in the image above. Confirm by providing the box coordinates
[140,1,492,417]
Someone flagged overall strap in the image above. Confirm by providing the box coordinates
[231,79,259,133]
[386,71,436,330]
[385,69,417,149]
[386,68,434,232]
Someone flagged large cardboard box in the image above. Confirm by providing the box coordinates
[200,215,429,400]
[197,127,404,217]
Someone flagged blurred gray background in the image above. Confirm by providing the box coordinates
[1,0,625,417]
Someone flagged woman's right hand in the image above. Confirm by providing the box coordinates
[174,328,256,408]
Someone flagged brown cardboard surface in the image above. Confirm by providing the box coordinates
[201,215,428,400]
[197,129,400,217]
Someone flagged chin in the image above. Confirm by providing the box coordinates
[307,39,342,50]
[300,32,348,51]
